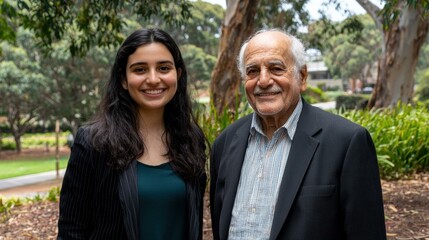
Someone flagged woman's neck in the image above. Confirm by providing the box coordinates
[138,108,165,134]
[137,109,169,166]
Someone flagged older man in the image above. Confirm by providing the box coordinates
[210,29,386,240]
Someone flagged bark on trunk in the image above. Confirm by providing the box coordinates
[210,0,260,115]
[7,104,33,154]
[13,133,21,154]
[362,1,429,108]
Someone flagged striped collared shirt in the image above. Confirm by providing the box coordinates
[228,99,303,240]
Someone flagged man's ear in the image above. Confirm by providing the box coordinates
[299,65,308,92]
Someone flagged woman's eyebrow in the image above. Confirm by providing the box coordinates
[128,60,174,68]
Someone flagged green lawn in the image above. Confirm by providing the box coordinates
[0,156,69,180]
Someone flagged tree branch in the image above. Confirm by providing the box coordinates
[355,0,382,31]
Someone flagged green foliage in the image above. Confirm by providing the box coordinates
[324,90,344,101]
[0,0,16,47]
[0,186,61,222]
[0,29,52,151]
[181,44,217,86]
[308,14,381,82]
[336,94,369,110]
[0,197,22,222]
[415,38,429,83]
[0,140,15,150]
[1,1,223,140]
[46,186,61,202]
[416,69,429,101]
[165,0,224,56]
[256,0,310,35]
[339,103,429,179]
[38,40,113,131]
[1,132,70,150]
[1,26,113,138]
[196,96,252,145]
[302,85,327,104]
[306,13,364,52]
[197,98,429,180]
[13,0,193,56]
[379,0,429,30]
[27,194,43,203]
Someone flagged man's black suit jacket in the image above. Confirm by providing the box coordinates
[210,100,386,240]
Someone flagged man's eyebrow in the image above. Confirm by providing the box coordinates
[245,63,258,69]
[267,60,286,66]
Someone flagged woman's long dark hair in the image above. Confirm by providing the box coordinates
[89,28,206,179]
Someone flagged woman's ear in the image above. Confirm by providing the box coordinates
[177,68,182,79]
[121,75,128,90]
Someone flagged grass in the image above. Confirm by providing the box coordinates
[0,156,69,180]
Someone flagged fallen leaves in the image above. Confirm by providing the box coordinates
[0,201,58,239]
[383,173,429,240]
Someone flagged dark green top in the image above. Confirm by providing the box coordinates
[137,161,186,240]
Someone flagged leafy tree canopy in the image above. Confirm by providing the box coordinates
[379,0,429,29]
[255,0,310,34]
[1,0,193,57]
[0,0,16,43]
[307,14,380,82]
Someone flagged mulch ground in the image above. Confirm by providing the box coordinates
[0,149,428,239]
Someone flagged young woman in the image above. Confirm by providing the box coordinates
[58,28,207,240]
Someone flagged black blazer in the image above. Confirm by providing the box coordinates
[58,127,206,240]
[210,100,387,240]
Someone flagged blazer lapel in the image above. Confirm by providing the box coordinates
[269,102,321,240]
[118,160,139,240]
[220,115,252,240]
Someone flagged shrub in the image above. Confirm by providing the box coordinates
[21,132,70,148]
[0,139,15,150]
[336,94,369,110]
[0,132,71,151]
[196,99,428,180]
[47,186,61,202]
[0,186,61,222]
[0,197,22,222]
[339,102,429,179]
[302,85,327,104]
[416,69,429,101]
[196,99,252,145]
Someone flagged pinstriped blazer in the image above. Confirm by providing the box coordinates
[58,127,206,240]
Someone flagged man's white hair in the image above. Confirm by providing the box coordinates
[236,28,307,79]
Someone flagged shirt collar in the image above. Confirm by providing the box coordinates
[250,98,303,140]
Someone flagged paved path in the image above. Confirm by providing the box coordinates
[312,101,336,110]
[0,170,65,191]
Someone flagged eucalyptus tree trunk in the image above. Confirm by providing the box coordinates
[357,0,429,108]
[210,0,260,115]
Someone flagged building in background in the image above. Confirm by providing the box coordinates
[307,61,342,91]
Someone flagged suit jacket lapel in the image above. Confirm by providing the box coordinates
[118,160,139,240]
[220,115,252,240]
[270,102,321,240]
